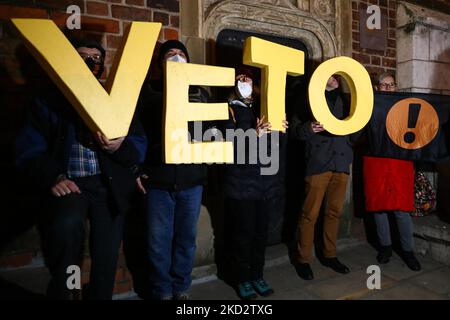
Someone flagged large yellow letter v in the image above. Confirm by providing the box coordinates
[11,19,161,139]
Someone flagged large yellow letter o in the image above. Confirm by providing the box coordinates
[308,57,374,135]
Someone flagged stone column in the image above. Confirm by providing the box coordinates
[397,2,450,95]
[180,0,206,64]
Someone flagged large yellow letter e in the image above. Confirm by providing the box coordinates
[164,62,234,164]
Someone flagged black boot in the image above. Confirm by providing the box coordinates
[376,245,392,264]
[322,257,350,274]
[402,251,422,271]
[295,263,314,280]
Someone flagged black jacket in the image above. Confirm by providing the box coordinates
[137,80,208,191]
[15,89,147,215]
[290,89,354,176]
[221,99,286,200]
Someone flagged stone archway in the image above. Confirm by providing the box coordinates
[180,0,352,65]
[203,0,337,62]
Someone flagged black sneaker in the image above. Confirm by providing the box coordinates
[402,251,422,271]
[295,263,314,280]
[377,245,392,264]
[322,257,350,274]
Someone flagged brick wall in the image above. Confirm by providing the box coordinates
[0,0,179,297]
[351,0,450,83]
[351,0,398,83]
[0,0,179,80]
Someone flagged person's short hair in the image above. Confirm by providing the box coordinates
[69,37,105,59]
[378,72,395,85]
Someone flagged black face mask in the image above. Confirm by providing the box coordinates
[84,57,104,79]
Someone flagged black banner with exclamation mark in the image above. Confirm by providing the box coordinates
[367,92,450,162]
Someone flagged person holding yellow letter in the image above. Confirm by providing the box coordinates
[15,37,147,300]
[136,40,208,300]
[363,73,421,271]
[291,75,353,280]
[221,67,288,299]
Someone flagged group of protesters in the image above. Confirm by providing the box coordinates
[15,38,421,301]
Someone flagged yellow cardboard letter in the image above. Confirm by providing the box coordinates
[308,57,374,135]
[11,19,161,139]
[164,61,234,164]
[243,37,304,132]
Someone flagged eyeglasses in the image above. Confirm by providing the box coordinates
[79,53,103,64]
[379,82,396,89]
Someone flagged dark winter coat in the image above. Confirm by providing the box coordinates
[221,99,287,200]
[290,89,355,177]
[15,89,147,215]
[137,80,208,191]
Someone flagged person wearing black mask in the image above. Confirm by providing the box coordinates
[70,38,105,79]
[15,37,147,300]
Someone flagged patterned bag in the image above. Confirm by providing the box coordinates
[412,171,437,217]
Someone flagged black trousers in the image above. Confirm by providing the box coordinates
[225,197,274,283]
[42,175,124,300]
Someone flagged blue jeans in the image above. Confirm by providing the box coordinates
[374,211,414,252]
[145,185,203,298]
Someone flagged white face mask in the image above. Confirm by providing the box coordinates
[167,54,187,63]
[237,81,252,99]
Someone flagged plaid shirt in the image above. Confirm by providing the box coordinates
[67,142,101,178]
